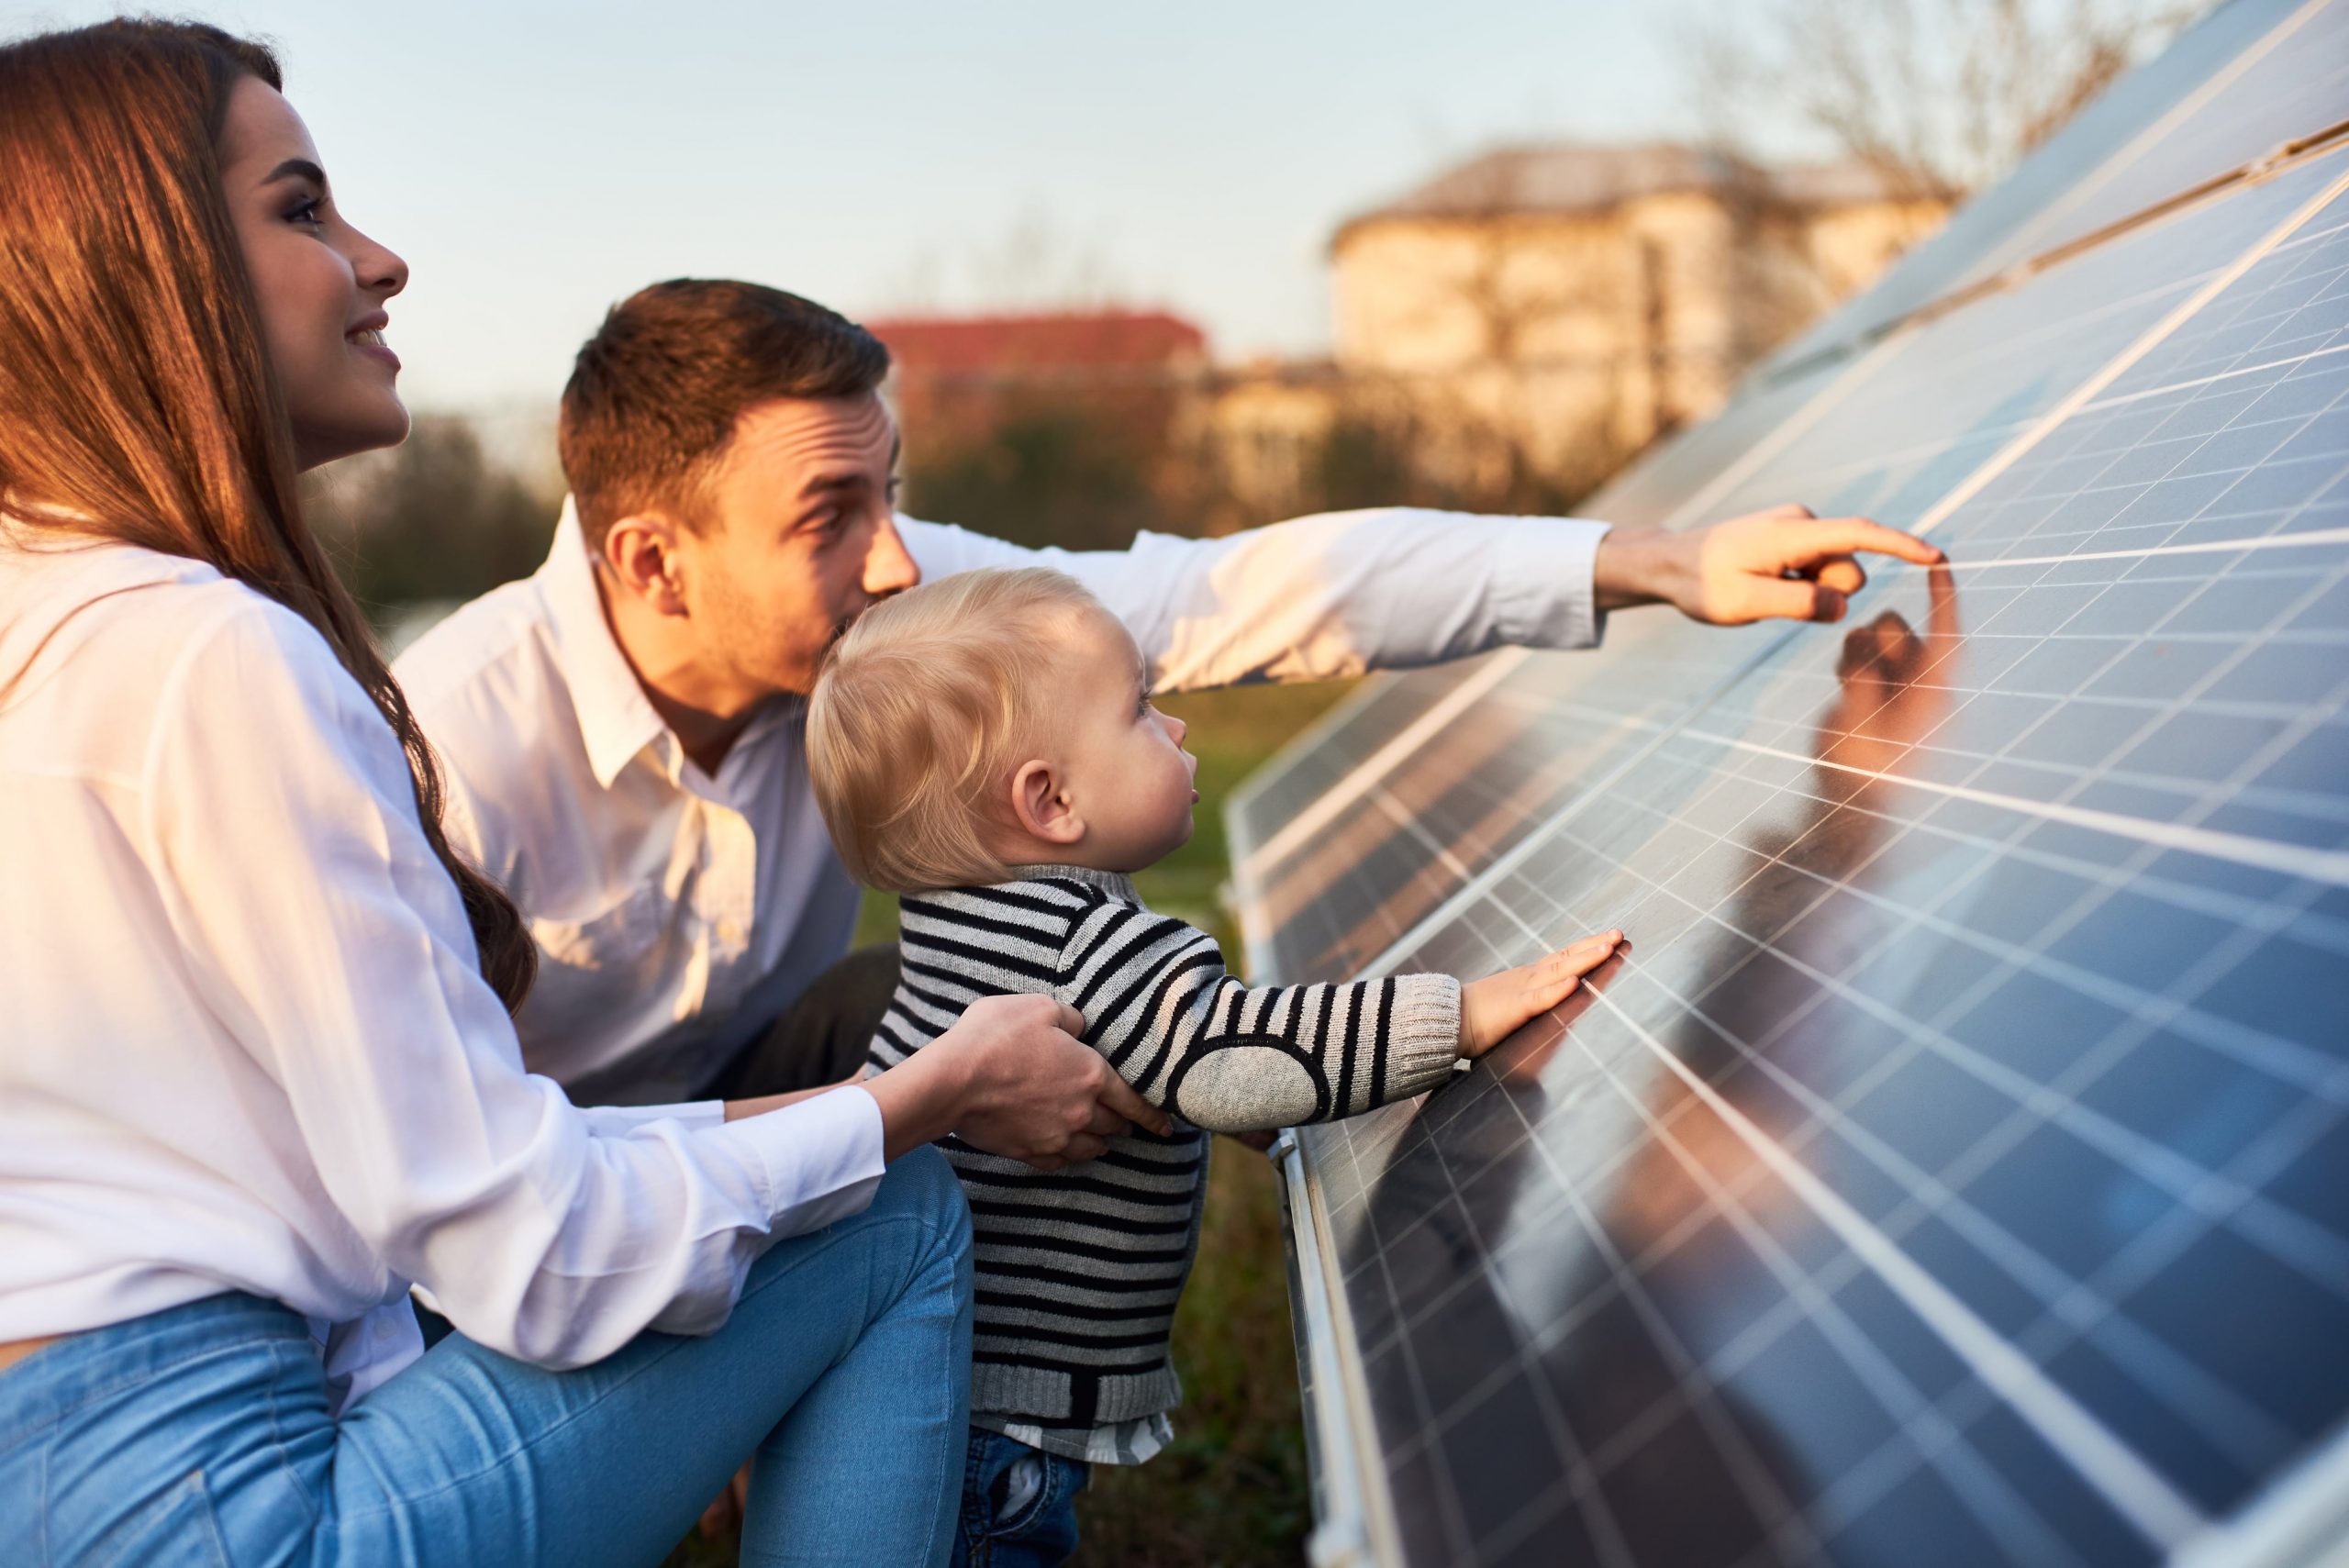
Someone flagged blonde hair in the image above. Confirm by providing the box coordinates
[808,567,1104,892]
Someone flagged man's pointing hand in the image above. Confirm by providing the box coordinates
[1595,502,1945,626]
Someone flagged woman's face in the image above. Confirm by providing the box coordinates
[217,76,409,470]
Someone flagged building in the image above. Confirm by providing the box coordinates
[1208,142,1947,514]
[868,309,1208,446]
[866,309,1213,551]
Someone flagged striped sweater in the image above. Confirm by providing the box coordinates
[867,863,1462,1460]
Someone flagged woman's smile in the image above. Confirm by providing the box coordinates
[347,312,398,370]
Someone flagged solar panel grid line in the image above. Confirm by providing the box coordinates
[1446,797,2349,1558]
[1553,1031,2101,1568]
[1684,727,2349,888]
[1947,520,2349,570]
[1357,1125,1660,1568]
[1933,0,2339,294]
[1622,734,2349,1116]
[1240,650,1535,884]
[1467,885,2214,1552]
[1653,339,1920,536]
[1771,111,2349,395]
[1226,666,1398,830]
[1343,431,2349,1558]
[1506,750,2349,1382]
[1909,162,2349,540]
[1748,0,2347,385]
[1378,1061,1833,1568]
[1242,28,2349,1562]
[2168,1425,2349,1568]
[1341,161,2349,988]
[1571,746,2347,1273]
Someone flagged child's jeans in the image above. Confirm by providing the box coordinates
[952,1426,1090,1567]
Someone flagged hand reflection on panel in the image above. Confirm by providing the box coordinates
[1347,570,1981,1567]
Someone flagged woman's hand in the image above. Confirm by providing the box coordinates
[863,994,1172,1169]
[1459,930,1626,1057]
[1595,504,1943,625]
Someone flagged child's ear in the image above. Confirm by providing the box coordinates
[1010,759,1085,846]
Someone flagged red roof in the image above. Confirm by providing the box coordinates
[867,310,1208,375]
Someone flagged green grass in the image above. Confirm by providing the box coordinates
[675,679,1361,1566]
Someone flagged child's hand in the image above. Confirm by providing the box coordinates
[1459,930,1625,1057]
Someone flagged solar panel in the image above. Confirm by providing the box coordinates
[1233,9,2349,1564]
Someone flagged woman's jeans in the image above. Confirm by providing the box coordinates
[0,1147,973,1568]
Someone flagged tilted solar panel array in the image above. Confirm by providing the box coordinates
[1228,3,2349,1564]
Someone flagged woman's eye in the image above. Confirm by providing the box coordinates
[285,197,324,228]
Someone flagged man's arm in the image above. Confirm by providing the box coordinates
[902,501,1943,695]
[900,507,1609,693]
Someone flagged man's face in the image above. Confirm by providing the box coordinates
[681,392,919,698]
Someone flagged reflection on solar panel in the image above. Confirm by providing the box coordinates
[1228,6,2349,1564]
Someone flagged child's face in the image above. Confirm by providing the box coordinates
[1045,608,1199,871]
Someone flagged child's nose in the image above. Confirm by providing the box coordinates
[1163,712,1186,745]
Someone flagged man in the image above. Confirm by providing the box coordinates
[397,278,1942,1112]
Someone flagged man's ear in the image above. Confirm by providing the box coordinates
[602,513,690,617]
[1009,758,1085,847]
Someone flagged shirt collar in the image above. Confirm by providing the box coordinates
[1011,863,1141,903]
[538,495,671,789]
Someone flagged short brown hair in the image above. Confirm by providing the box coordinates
[808,568,1103,893]
[558,279,890,550]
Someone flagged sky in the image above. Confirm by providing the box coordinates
[3,1,1800,414]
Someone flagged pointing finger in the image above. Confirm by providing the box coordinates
[1785,517,1943,567]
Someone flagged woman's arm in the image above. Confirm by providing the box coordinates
[144,601,1152,1368]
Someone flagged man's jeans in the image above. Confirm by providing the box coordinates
[952,1427,1089,1568]
[0,1149,973,1568]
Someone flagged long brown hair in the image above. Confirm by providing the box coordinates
[0,18,536,1010]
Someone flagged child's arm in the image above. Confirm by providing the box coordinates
[1053,901,1621,1134]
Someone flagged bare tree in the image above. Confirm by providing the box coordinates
[1680,0,2199,200]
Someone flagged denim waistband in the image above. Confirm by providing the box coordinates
[0,1292,313,1453]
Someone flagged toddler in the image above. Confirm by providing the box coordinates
[807,566,1622,1566]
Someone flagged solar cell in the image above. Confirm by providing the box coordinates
[1238,15,2349,1564]
[1245,150,2349,992]
[1757,0,2349,378]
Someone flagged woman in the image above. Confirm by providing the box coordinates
[0,20,1159,1566]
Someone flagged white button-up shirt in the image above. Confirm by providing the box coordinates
[395,504,1610,1105]
[0,535,886,1408]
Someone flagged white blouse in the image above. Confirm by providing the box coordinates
[0,534,885,1407]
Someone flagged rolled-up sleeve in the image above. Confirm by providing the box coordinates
[142,602,885,1369]
[901,507,1610,693]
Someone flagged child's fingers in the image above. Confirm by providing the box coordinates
[1548,929,1624,973]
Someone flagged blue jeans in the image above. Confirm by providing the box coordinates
[0,1147,972,1568]
[951,1427,1089,1568]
